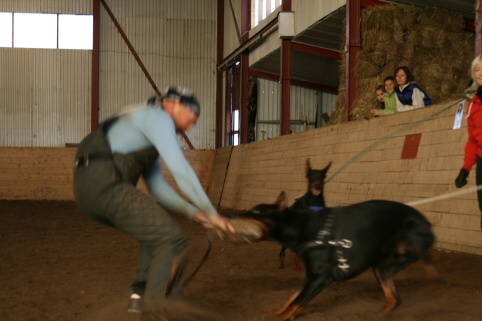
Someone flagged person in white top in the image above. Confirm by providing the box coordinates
[394,66,432,112]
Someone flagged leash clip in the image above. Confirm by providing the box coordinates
[338,239,353,248]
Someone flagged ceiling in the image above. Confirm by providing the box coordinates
[249,0,476,92]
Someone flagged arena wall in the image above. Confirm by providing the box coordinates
[214,100,482,256]
[1,100,480,255]
[0,147,215,201]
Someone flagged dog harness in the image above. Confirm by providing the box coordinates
[297,210,353,274]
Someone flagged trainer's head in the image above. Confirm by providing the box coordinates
[160,86,200,132]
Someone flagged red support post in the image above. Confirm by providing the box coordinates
[91,0,100,132]
[476,0,482,56]
[345,0,361,122]
[216,0,224,148]
[280,0,292,136]
[240,0,250,144]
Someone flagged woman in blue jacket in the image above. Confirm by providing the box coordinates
[394,66,432,112]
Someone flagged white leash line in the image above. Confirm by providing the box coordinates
[406,185,482,207]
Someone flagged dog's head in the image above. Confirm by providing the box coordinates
[226,192,288,242]
[305,159,331,195]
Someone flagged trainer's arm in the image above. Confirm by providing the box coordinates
[136,109,218,218]
[143,161,199,219]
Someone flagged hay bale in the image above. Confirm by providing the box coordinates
[417,7,464,32]
[420,26,446,48]
[330,4,473,125]
[356,52,382,78]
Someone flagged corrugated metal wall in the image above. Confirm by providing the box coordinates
[0,0,92,147]
[0,48,92,147]
[255,78,336,141]
[0,0,218,149]
[100,0,217,150]
[0,0,91,14]
[223,0,242,59]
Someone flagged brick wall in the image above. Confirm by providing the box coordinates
[212,100,481,256]
[1,100,480,255]
[0,147,215,201]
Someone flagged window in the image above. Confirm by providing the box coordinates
[0,12,93,50]
[233,110,240,146]
[15,13,57,49]
[251,0,282,28]
[0,12,12,47]
[59,15,93,50]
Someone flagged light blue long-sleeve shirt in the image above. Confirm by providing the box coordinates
[105,105,217,219]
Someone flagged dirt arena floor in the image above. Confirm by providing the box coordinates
[1,200,481,321]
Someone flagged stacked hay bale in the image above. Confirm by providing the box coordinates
[330,5,474,124]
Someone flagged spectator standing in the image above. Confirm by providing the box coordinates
[455,55,482,229]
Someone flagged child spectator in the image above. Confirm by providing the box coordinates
[375,84,385,110]
[372,76,398,117]
[394,66,432,111]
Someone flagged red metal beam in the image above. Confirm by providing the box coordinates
[91,0,100,132]
[465,19,475,33]
[477,0,482,56]
[290,79,339,94]
[215,0,224,149]
[239,0,250,144]
[99,0,194,149]
[291,42,341,60]
[248,69,338,94]
[345,0,361,122]
[361,0,389,7]
[280,0,292,136]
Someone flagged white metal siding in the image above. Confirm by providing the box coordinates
[0,0,91,14]
[291,0,346,37]
[0,0,218,149]
[0,48,91,146]
[99,0,217,150]
[223,0,242,58]
[254,78,336,141]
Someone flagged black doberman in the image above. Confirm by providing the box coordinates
[278,159,330,270]
[232,181,442,320]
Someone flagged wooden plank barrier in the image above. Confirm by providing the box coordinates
[1,100,481,255]
[217,100,481,256]
[0,147,215,202]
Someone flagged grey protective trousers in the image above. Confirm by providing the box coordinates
[73,120,188,309]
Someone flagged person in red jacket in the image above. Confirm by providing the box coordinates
[455,54,482,229]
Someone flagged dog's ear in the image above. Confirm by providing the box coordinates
[322,162,332,175]
[277,191,288,210]
[305,158,312,177]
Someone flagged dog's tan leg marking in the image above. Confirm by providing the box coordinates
[378,277,399,313]
[262,304,303,321]
[261,290,300,314]
[373,267,399,313]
